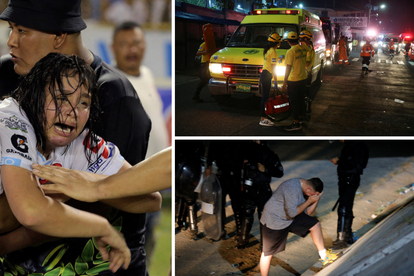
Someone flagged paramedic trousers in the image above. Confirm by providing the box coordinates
[287,79,307,121]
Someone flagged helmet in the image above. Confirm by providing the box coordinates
[366,38,371,43]
[287,31,298,40]
[390,38,394,41]
[299,30,312,40]
[176,156,202,202]
[268,33,281,42]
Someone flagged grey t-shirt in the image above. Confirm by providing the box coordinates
[260,178,307,230]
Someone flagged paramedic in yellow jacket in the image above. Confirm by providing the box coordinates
[193,36,210,102]
[335,36,349,65]
[282,31,310,131]
[360,38,375,74]
[259,33,282,127]
[299,30,315,118]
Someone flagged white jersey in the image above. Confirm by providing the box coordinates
[0,98,125,194]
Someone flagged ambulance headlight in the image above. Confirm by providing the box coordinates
[374,42,378,47]
[276,66,286,77]
[209,63,223,74]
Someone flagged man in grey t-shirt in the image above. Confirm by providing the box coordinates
[259,178,341,276]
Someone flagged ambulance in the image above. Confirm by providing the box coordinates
[208,8,326,101]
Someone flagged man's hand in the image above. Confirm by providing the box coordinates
[308,191,323,204]
[258,163,265,173]
[32,163,101,202]
[96,226,131,273]
[329,157,339,165]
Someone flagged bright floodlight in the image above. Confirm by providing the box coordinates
[367,29,377,36]
[299,4,303,8]
[380,4,386,9]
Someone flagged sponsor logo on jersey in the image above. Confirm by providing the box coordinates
[87,143,116,173]
[11,134,29,153]
[39,163,62,184]
[83,133,115,173]
[5,148,32,161]
[0,115,29,133]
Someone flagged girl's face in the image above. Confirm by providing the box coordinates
[43,75,91,156]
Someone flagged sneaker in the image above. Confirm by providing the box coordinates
[285,121,301,131]
[259,118,274,127]
[321,249,341,265]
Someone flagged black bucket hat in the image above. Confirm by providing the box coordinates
[0,0,87,34]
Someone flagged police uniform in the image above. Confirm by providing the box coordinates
[207,141,245,239]
[0,53,152,276]
[333,141,369,249]
[0,98,132,275]
[237,141,284,249]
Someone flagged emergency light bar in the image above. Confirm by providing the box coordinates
[253,10,300,15]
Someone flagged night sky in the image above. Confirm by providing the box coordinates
[297,0,414,34]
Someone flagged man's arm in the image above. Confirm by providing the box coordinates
[35,148,171,213]
[296,193,322,216]
[97,161,162,213]
[282,64,292,91]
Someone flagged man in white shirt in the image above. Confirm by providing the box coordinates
[111,21,170,159]
[111,21,170,267]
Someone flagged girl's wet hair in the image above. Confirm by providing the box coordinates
[13,52,100,163]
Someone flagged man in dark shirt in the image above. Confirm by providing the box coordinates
[0,0,152,275]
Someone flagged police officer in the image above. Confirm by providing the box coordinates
[205,141,245,240]
[237,140,284,249]
[329,141,369,250]
[176,141,206,239]
[360,38,375,75]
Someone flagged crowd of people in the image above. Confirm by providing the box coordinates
[176,140,369,276]
[0,0,171,275]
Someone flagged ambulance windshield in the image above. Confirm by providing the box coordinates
[227,23,298,49]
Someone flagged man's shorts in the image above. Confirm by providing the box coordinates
[261,212,319,256]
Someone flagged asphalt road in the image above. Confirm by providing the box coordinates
[175,49,414,136]
[174,140,414,276]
